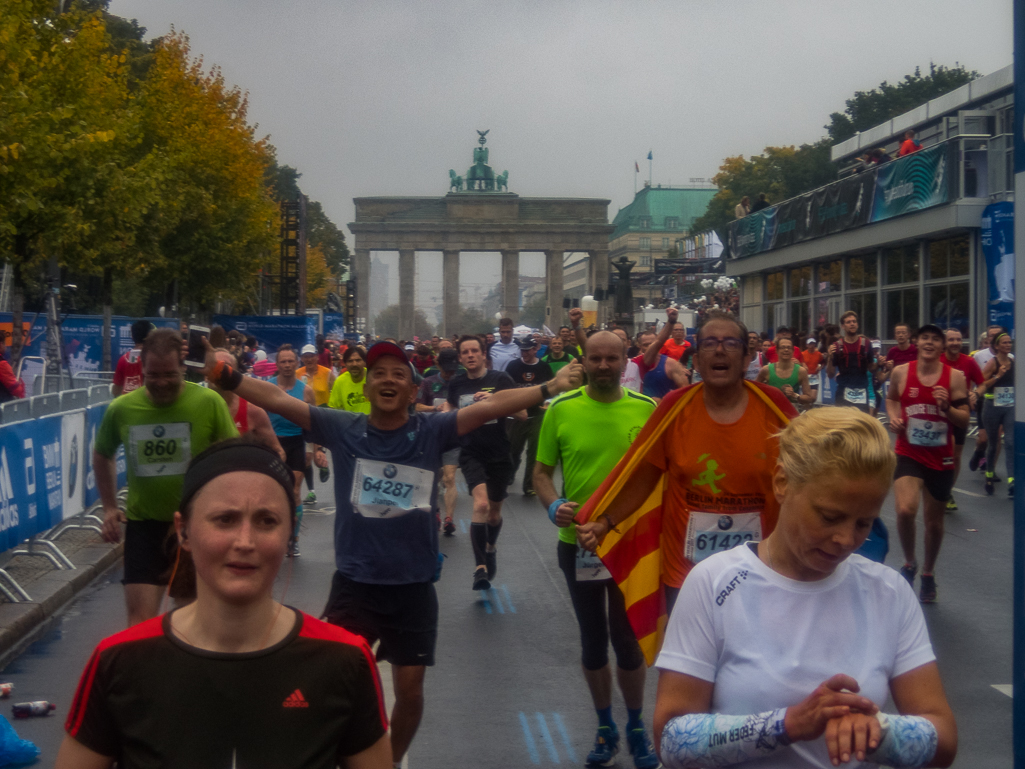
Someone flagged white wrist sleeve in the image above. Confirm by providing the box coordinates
[660,709,791,768]
[870,713,938,768]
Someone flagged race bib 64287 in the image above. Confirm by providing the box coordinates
[350,459,434,519]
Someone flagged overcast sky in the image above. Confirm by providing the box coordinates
[109,0,1013,315]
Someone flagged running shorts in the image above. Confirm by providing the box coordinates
[442,446,460,467]
[122,519,176,586]
[322,571,438,666]
[277,434,306,474]
[895,455,955,502]
[952,423,967,446]
[459,452,513,502]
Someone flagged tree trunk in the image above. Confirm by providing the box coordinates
[101,268,113,371]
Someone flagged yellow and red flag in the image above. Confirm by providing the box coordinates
[574,380,794,664]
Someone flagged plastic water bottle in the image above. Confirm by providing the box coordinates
[0,683,13,698]
[12,701,55,718]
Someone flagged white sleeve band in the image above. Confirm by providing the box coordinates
[659,709,791,768]
[870,713,938,768]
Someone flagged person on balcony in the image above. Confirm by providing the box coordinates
[0,332,25,402]
[750,192,770,212]
[898,130,923,157]
[733,196,750,219]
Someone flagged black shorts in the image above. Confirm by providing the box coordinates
[122,519,176,586]
[895,455,955,502]
[459,452,512,502]
[952,424,967,446]
[277,434,306,474]
[322,571,438,667]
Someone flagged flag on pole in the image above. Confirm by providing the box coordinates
[574,380,794,664]
[635,161,640,172]
[647,151,653,160]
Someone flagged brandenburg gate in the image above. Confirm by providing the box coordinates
[348,131,615,339]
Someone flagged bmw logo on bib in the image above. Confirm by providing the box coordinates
[383,464,398,479]
[153,425,165,438]
[718,515,734,531]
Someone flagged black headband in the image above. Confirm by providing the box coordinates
[180,441,296,516]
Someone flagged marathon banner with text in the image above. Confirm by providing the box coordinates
[980,201,1015,335]
[0,314,178,378]
[727,143,954,259]
[870,143,953,222]
[212,315,317,355]
[322,313,346,340]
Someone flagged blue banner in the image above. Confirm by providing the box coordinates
[322,313,346,340]
[981,201,1015,335]
[212,315,317,355]
[84,403,124,507]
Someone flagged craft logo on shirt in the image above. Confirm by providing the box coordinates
[282,689,309,708]
[691,454,725,495]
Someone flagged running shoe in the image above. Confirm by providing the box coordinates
[626,727,659,769]
[472,567,491,591]
[287,540,301,558]
[319,467,330,483]
[919,574,937,603]
[443,517,456,536]
[523,489,536,497]
[485,549,497,580]
[985,474,995,496]
[304,491,317,505]
[899,562,917,587]
[969,451,982,472]
[1009,479,1015,498]
[945,496,957,512]
[586,726,619,767]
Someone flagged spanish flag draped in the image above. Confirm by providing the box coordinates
[574,380,793,664]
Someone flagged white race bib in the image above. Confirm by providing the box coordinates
[350,459,434,519]
[907,417,948,447]
[458,392,496,424]
[432,397,445,410]
[684,512,762,564]
[843,387,868,405]
[128,423,191,477]
[808,373,820,387]
[995,386,1015,407]
[575,546,611,582]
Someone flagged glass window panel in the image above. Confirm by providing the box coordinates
[765,303,785,335]
[885,288,919,338]
[789,301,811,336]
[847,293,878,339]
[928,239,949,279]
[927,281,969,336]
[949,236,969,276]
[766,272,785,301]
[884,244,919,284]
[817,261,841,293]
[848,255,878,290]
[789,266,811,297]
[639,237,651,250]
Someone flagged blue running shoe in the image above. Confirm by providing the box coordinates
[627,727,660,769]
[586,725,619,767]
[899,562,917,587]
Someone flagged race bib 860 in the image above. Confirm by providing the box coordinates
[128,423,191,477]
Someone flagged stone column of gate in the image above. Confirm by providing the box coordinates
[442,250,460,337]
[354,247,371,335]
[398,249,416,341]
[501,250,520,321]
[589,248,611,327]
[545,249,565,330]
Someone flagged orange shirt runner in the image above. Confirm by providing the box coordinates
[648,390,794,588]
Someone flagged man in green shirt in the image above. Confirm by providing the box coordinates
[542,335,579,374]
[533,331,659,769]
[95,328,238,627]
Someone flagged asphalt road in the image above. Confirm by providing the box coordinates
[0,439,1014,768]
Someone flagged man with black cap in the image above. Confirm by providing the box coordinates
[506,335,554,496]
[887,323,969,604]
[416,347,463,534]
[203,339,582,767]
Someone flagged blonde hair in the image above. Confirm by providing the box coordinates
[777,407,895,488]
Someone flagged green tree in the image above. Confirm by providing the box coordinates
[519,293,548,329]
[451,305,492,335]
[373,304,435,340]
[826,63,979,143]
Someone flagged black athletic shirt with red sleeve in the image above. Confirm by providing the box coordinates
[66,609,387,768]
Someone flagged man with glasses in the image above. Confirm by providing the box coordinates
[94,328,238,627]
[577,310,798,616]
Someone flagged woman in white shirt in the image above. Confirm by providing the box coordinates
[652,407,957,768]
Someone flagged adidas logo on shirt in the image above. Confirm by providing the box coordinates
[282,689,309,708]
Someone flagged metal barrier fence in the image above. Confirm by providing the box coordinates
[0,386,126,602]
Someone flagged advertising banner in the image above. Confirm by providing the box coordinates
[212,315,317,354]
[322,313,346,340]
[808,171,874,237]
[871,143,952,222]
[980,201,1015,335]
[34,415,64,527]
[61,411,86,521]
[0,420,40,551]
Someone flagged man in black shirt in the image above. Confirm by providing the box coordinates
[447,335,523,591]
[506,336,554,497]
[416,348,462,534]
